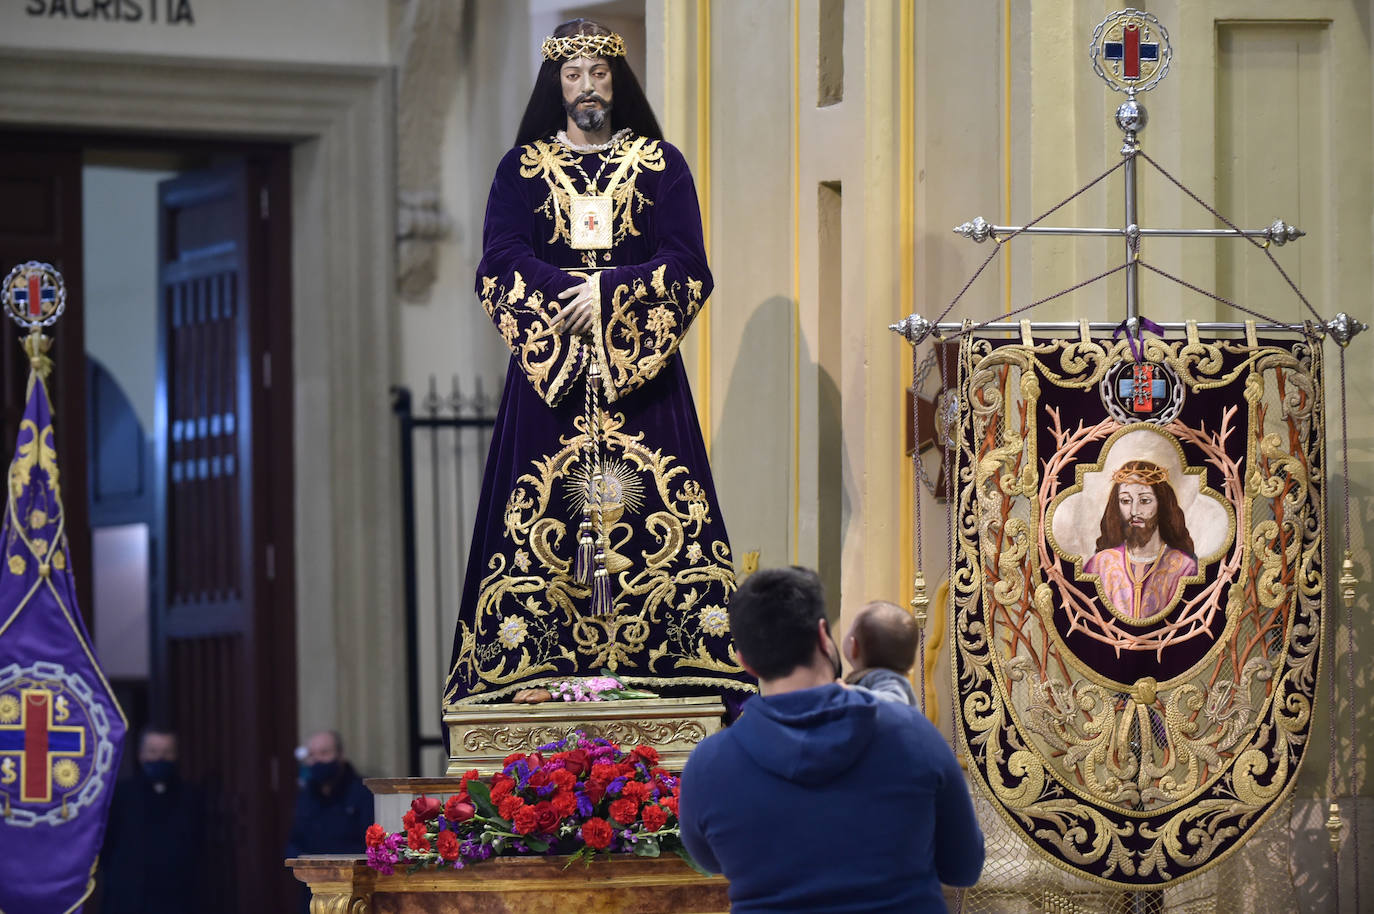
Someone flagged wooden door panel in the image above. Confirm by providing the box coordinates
[157,161,294,914]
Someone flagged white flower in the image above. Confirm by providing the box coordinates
[498,615,528,648]
[700,604,729,637]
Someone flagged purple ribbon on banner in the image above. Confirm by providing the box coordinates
[1112,317,1165,362]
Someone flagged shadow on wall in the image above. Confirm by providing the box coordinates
[711,293,848,621]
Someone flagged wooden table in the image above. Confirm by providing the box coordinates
[287,853,731,913]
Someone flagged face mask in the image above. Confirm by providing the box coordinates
[142,760,176,783]
[308,761,340,784]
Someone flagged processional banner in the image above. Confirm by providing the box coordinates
[951,328,1324,886]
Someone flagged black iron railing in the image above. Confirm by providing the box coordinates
[392,377,498,776]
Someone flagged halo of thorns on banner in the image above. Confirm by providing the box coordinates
[892,8,1365,898]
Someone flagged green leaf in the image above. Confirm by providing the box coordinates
[632,836,661,858]
[466,780,501,819]
[673,845,712,877]
[522,837,550,852]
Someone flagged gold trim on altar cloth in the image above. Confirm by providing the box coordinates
[569,194,613,250]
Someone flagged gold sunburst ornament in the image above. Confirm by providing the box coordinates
[0,694,18,723]
[540,31,626,61]
[52,759,81,789]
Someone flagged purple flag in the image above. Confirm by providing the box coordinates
[0,368,127,913]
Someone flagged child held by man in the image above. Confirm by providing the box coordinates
[842,600,920,705]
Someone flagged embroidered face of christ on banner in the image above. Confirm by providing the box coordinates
[949,332,1324,888]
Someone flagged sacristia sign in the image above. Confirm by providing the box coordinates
[24,0,193,25]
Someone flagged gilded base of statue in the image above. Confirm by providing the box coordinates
[441,696,725,776]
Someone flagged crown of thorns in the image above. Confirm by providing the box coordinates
[541,32,627,61]
[1111,462,1169,486]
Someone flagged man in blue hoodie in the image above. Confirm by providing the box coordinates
[679,566,984,912]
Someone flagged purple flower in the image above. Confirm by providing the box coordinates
[576,794,594,817]
[607,777,627,796]
[366,845,396,875]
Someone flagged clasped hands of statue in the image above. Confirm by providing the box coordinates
[555,279,597,336]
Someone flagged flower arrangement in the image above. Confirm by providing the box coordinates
[363,731,701,874]
[549,673,657,702]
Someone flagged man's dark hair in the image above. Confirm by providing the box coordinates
[851,601,919,673]
[138,726,177,750]
[515,18,664,147]
[727,566,827,681]
[1095,460,1196,555]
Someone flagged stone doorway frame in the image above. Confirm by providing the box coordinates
[0,50,405,773]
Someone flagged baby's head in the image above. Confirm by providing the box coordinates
[844,600,918,674]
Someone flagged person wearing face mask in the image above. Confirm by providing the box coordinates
[100,728,205,914]
[284,730,373,911]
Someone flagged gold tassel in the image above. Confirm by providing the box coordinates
[910,571,929,627]
[1340,550,1357,608]
[575,516,594,584]
[592,566,611,616]
[1326,801,1343,854]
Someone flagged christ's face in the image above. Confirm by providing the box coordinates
[1117,482,1159,548]
[561,56,613,132]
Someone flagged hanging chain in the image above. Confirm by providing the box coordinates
[1339,348,1360,913]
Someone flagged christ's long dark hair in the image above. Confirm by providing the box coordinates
[515,19,664,147]
[1095,461,1196,556]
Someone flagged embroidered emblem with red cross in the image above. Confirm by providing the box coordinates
[0,690,85,804]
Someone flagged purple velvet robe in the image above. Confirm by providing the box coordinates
[445,134,754,706]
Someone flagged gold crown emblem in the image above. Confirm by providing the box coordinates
[541,32,627,61]
[1111,462,1168,486]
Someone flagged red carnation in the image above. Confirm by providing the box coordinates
[410,794,442,821]
[585,781,606,804]
[581,817,613,850]
[459,768,480,790]
[489,777,515,802]
[551,791,578,817]
[534,801,560,832]
[436,829,461,862]
[406,825,431,852]
[445,794,475,823]
[551,769,577,791]
[512,805,540,835]
[661,795,679,815]
[608,797,639,825]
[589,762,616,785]
[402,809,418,829]
[631,745,660,766]
[641,804,668,832]
[503,752,527,766]
[497,795,525,821]
[620,781,651,804]
[365,823,388,848]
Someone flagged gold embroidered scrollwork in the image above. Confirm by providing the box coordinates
[952,333,1326,887]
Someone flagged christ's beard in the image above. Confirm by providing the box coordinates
[1124,516,1159,550]
[565,94,611,132]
